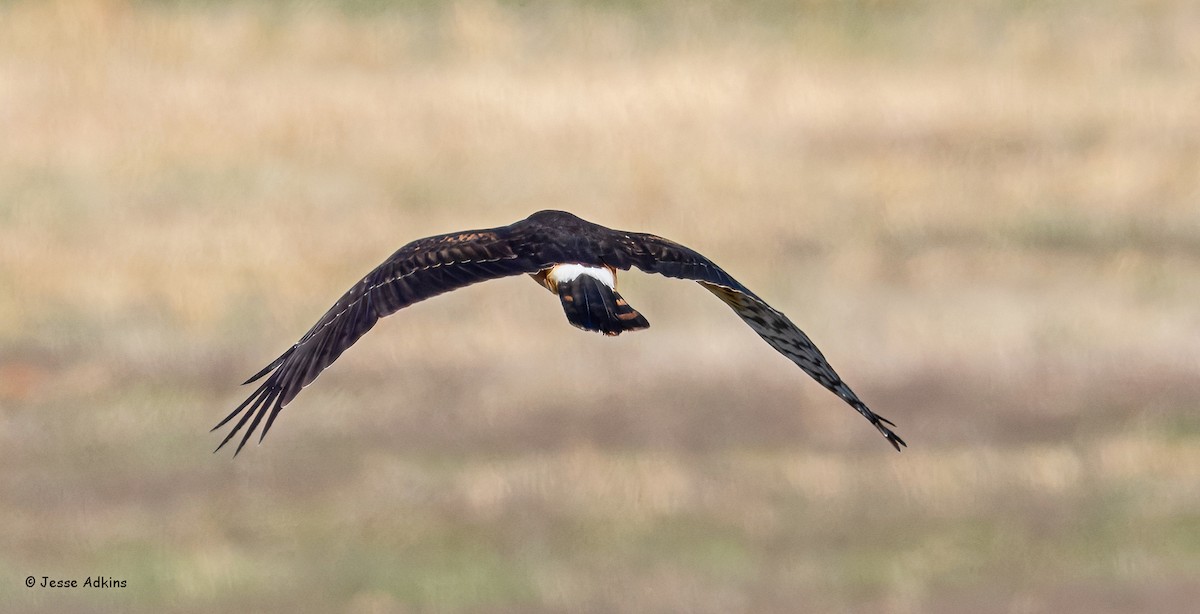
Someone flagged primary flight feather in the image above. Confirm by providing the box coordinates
[213,210,905,455]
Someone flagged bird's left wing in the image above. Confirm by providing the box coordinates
[616,232,905,451]
[213,227,547,455]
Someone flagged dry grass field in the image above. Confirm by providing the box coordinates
[2,0,1199,612]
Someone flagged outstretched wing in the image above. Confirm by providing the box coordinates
[617,232,906,451]
[213,227,547,455]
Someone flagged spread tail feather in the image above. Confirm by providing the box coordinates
[557,275,649,336]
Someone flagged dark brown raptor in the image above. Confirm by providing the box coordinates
[214,210,905,454]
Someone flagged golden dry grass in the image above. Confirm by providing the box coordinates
[2,1,1199,612]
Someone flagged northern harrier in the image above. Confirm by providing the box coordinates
[214,210,905,454]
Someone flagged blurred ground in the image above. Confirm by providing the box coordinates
[2,0,1199,612]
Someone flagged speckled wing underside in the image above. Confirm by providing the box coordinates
[620,232,905,451]
[212,228,546,455]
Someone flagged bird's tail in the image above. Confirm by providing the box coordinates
[556,274,649,336]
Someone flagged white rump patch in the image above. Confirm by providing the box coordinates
[549,264,615,289]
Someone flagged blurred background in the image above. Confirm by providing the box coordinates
[2,0,1198,612]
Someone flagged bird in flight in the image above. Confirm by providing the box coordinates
[213,210,905,455]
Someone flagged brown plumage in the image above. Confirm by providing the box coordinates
[213,210,905,455]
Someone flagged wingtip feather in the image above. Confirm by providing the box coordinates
[876,420,907,452]
[243,346,295,385]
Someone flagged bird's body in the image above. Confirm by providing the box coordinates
[214,210,905,454]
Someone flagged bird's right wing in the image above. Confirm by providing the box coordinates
[617,232,906,451]
[213,227,548,455]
